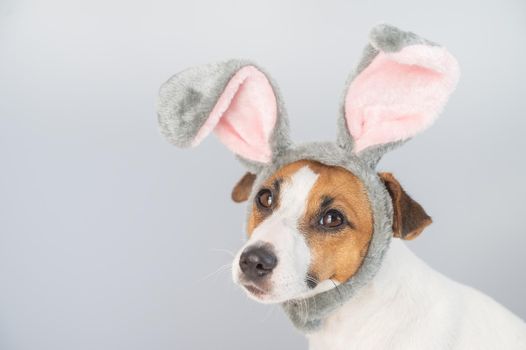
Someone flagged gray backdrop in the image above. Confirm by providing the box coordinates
[1,0,525,349]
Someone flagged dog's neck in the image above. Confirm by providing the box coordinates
[306,240,456,349]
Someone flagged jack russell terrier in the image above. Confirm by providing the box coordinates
[158,24,526,349]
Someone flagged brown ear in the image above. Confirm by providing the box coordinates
[379,172,432,240]
[231,172,257,203]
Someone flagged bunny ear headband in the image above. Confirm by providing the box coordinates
[157,24,460,331]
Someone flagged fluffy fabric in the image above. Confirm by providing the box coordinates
[157,60,291,165]
[192,66,278,163]
[156,24,460,332]
[344,45,459,152]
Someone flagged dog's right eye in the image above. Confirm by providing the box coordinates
[256,189,273,209]
[319,209,345,228]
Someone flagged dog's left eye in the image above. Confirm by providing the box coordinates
[256,189,274,209]
[319,209,344,228]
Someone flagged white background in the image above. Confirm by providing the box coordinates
[1,0,525,349]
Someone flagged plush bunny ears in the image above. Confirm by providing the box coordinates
[158,25,459,167]
[338,24,460,157]
[157,60,290,164]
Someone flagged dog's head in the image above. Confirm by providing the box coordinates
[158,25,459,305]
[229,160,431,303]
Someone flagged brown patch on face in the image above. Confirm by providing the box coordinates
[299,162,374,284]
[246,160,374,284]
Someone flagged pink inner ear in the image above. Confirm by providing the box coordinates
[192,66,277,163]
[345,45,460,153]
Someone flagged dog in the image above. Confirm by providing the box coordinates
[158,24,526,349]
[230,160,526,349]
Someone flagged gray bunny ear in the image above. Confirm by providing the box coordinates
[336,24,460,167]
[158,59,291,165]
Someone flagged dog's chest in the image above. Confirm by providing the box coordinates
[306,241,526,350]
[306,241,461,350]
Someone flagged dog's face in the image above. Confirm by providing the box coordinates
[231,160,432,304]
[231,160,375,303]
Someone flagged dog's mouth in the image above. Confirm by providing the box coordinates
[242,283,269,298]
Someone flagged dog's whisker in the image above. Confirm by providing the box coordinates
[198,263,232,282]
[311,288,318,312]
[306,275,320,284]
[260,304,277,323]
[301,299,307,323]
[209,248,236,257]
[303,298,310,324]
[330,278,344,305]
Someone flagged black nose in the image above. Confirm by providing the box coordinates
[239,246,277,279]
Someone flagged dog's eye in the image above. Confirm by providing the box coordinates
[319,209,344,228]
[256,189,273,209]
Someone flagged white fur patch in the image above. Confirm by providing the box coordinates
[232,166,320,303]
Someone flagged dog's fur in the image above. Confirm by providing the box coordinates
[157,24,526,349]
[231,160,526,350]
